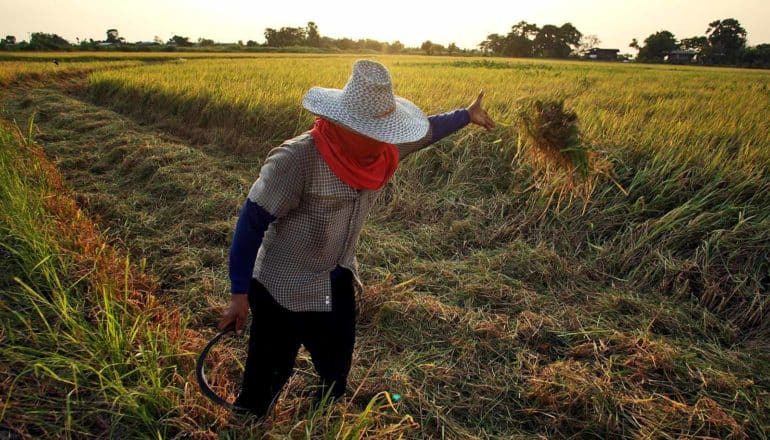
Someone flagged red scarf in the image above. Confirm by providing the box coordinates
[310,118,399,190]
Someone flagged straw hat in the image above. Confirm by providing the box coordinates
[302,60,429,144]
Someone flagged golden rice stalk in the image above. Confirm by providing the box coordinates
[517,99,590,179]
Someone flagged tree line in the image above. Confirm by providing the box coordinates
[2,19,768,67]
[630,18,768,67]
[0,24,467,56]
[477,17,768,67]
[478,21,586,58]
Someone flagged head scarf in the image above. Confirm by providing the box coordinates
[310,117,399,190]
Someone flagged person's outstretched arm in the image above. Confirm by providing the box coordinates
[398,91,496,158]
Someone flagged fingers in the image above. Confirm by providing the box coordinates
[470,90,484,109]
[217,313,233,331]
[235,312,245,336]
[484,111,496,130]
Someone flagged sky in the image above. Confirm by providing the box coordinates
[1,0,769,52]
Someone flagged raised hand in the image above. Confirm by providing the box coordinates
[466,90,496,131]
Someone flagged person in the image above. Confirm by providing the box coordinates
[218,59,495,417]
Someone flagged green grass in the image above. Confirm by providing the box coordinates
[1,54,769,438]
[0,122,191,437]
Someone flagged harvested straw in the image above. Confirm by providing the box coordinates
[514,99,625,212]
[517,99,590,179]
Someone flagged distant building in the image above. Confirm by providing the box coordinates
[584,48,620,61]
[665,49,698,63]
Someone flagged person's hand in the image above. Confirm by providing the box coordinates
[466,90,496,131]
[218,294,250,336]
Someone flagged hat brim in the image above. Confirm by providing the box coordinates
[302,87,429,144]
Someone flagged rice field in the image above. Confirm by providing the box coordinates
[0,59,145,87]
[1,53,769,438]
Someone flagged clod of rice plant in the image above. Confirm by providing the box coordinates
[517,99,590,179]
[513,98,624,212]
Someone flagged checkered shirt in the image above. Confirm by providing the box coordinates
[248,129,432,312]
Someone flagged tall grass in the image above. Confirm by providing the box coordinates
[0,122,190,437]
[85,57,770,170]
[0,60,148,88]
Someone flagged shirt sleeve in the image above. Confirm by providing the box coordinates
[397,109,471,159]
[247,145,304,218]
[229,199,276,294]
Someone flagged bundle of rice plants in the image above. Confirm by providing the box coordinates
[515,99,624,212]
[517,99,590,179]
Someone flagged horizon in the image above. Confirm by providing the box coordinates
[2,0,769,52]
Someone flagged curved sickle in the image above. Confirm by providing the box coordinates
[195,324,245,411]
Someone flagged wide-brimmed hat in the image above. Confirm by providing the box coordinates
[303,60,429,144]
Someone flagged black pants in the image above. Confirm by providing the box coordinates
[233,270,356,416]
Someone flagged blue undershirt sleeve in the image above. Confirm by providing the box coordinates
[428,109,471,144]
[228,199,276,294]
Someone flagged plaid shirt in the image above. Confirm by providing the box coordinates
[234,109,470,312]
[247,130,439,312]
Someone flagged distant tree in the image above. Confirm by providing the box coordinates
[679,35,708,63]
[335,38,355,50]
[264,27,306,47]
[421,40,434,55]
[77,37,95,49]
[29,32,71,50]
[5,35,16,45]
[306,21,320,47]
[106,29,120,43]
[478,39,489,55]
[431,43,447,54]
[739,43,770,68]
[448,42,459,54]
[533,23,580,58]
[629,38,640,51]
[263,28,278,46]
[577,34,601,55]
[318,36,335,49]
[388,40,404,53]
[197,37,215,46]
[168,35,193,47]
[504,21,538,57]
[680,36,708,52]
[533,24,563,57]
[358,39,384,51]
[511,20,539,40]
[559,22,583,53]
[153,35,163,45]
[246,40,258,47]
[479,33,506,56]
[637,30,677,61]
[705,18,747,64]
